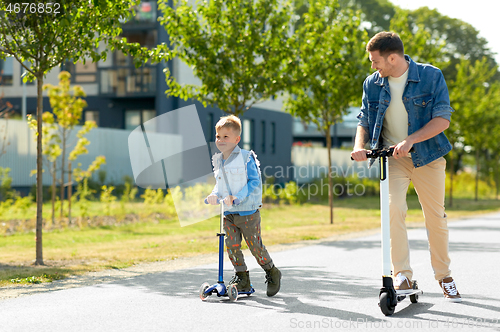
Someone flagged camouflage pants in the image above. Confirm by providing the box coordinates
[224,210,274,272]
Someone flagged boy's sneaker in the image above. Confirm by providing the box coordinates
[265,266,281,297]
[439,277,462,302]
[394,273,413,294]
[229,271,251,292]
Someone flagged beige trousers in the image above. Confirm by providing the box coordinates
[388,156,451,281]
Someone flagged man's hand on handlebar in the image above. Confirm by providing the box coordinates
[392,139,414,159]
[350,149,368,162]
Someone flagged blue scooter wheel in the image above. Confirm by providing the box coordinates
[228,284,238,302]
[199,282,210,301]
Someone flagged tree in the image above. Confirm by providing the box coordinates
[345,1,499,81]
[388,8,445,66]
[339,0,395,35]
[0,87,13,160]
[158,0,294,116]
[449,57,499,201]
[28,71,104,225]
[284,0,370,224]
[0,86,13,201]
[43,71,93,221]
[0,0,167,265]
[409,6,499,82]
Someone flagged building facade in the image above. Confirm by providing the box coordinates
[0,1,293,184]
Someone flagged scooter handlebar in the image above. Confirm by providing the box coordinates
[351,147,414,160]
[204,198,241,205]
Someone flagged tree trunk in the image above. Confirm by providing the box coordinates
[35,75,44,266]
[475,149,479,202]
[60,130,66,220]
[495,161,499,200]
[68,161,72,225]
[51,160,56,227]
[326,125,334,224]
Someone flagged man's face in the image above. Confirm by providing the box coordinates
[369,50,394,78]
[215,127,240,155]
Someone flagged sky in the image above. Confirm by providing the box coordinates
[388,0,500,65]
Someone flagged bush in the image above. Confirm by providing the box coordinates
[446,171,496,199]
[141,188,164,205]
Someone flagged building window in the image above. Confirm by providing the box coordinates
[100,66,156,96]
[242,119,254,151]
[206,113,214,142]
[125,109,156,130]
[98,28,157,96]
[142,110,156,122]
[271,122,276,154]
[85,110,100,126]
[0,57,13,86]
[261,120,266,154]
[67,61,97,83]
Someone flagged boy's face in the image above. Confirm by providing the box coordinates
[215,127,240,156]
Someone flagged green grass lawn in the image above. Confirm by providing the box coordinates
[1,195,499,286]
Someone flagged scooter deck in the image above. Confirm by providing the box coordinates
[395,289,423,296]
[202,283,255,297]
[238,287,256,296]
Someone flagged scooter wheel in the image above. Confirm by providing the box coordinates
[228,284,238,302]
[199,282,210,301]
[379,292,395,316]
[410,280,419,303]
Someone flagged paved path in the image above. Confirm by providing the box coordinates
[1,213,499,332]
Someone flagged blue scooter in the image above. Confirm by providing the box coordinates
[200,197,255,302]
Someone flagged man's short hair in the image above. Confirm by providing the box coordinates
[366,31,404,57]
[215,115,242,136]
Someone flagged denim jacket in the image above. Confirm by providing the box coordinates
[212,146,263,213]
[357,55,453,167]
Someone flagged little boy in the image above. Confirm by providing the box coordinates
[205,115,281,297]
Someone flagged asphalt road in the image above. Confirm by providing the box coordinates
[1,213,499,332]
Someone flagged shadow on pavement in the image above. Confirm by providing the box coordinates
[319,239,500,253]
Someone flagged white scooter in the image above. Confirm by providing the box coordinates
[353,147,422,316]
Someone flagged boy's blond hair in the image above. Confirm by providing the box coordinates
[215,115,242,136]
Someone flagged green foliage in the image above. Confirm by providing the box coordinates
[284,0,370,223]
[158,0,294,115]
[100,185,117,216]
[121,182,138,204]
[13,195,33,216]
[389,8,445,66]
[285,0,370,135]
[73,157,107,182]
[0,167,13,200]
[141,188,164,205]
[75,178,94,218]
[445,172,497,199]
[0,0,166,263]
[408,6,499,82]
[450,58,500,151]
[0,0,165,81]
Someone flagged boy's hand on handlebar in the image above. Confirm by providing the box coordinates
[351,149,368,162]
[206,194,219,205]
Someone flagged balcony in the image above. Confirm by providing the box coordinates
[99,66,156,97]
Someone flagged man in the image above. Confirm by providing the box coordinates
[351,31,461,302]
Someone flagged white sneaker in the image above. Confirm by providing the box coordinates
[439,277,462,302]
[394,273,413,295]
